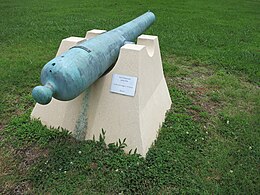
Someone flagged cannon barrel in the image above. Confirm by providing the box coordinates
[32,11,156,105]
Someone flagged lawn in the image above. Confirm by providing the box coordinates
[0,0,259,194]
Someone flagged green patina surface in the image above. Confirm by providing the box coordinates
[32,12,155,105]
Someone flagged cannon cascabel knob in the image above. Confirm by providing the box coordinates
[32,84,55,105]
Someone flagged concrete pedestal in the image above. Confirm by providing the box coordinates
[31,29,172,156]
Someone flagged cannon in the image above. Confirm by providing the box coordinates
[32,11,156,105]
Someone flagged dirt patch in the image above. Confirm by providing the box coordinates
[16,146,49,174]
[175,77,220,114]
[0,145,49,194]
[187,108,201,121]
[11,181,32,195]
[0,123,5,131]
[0,137,49,194]
[0,146,16,176]
[167,62,222,121]
[206,169,222,182]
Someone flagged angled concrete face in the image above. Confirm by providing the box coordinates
[31,30,172,156]
[86,35,172,155]
[31,31,105,139]
[31,36,88,139]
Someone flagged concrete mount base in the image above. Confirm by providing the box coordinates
[31,29,172,156]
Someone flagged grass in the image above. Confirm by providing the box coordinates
[0,0,259,194]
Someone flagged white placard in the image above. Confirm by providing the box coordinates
[110,74,138,97]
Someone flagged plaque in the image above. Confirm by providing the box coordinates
[110,74,138,97]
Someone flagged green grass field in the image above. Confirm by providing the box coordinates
[0,0,259,194]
